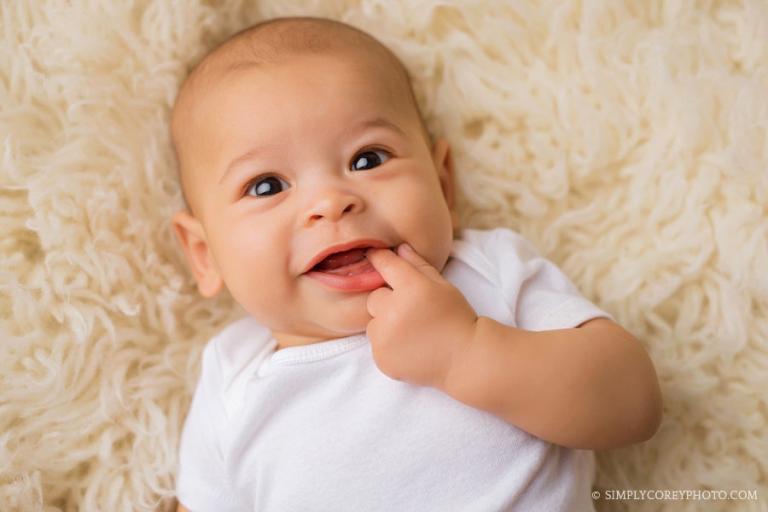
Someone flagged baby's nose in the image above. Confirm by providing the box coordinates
[304,188,363,224]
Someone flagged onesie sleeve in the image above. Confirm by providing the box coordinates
[486,227,614,331]
[176,339,243,512]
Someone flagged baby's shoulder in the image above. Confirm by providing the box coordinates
[200,316,274,389]
[458,227,539,259]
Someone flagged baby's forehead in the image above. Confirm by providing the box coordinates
[175,49,412,150]
[174,24,410,134]
[180,19,405,104]
[175,49,418,152]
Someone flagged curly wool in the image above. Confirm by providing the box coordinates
[1,1,766,511]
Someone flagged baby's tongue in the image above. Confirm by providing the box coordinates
[314,248,368,272]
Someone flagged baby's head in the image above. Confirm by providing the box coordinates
[170,17,458,348]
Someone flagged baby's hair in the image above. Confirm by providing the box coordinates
[171,16,431,215]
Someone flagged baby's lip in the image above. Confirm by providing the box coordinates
[302,239,392,275]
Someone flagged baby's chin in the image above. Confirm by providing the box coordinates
[305,293,373,339]
[328,301,373,335]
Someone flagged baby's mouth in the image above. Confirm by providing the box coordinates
[304,245,391,292]
[310,248,376,276]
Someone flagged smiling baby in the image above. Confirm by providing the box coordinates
[170,16,662,512]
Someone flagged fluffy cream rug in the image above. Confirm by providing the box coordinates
[2,1,766,510]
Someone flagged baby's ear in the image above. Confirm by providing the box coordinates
[171,210,224,298]
[431,137,456,212]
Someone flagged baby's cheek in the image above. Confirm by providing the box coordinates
[398,190,450,238]
[235,280,296,331]
[411,204,454,269]
[224,251,287,308]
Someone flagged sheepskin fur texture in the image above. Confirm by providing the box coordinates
[1,1,767,511]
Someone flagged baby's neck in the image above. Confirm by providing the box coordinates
[272,329,365,351]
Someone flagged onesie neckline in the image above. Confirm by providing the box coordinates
[257,333,368,377]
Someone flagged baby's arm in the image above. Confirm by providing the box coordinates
[442,316,663,450]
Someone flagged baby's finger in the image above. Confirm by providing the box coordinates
[366,286,392,318]
[365,246,423,290]
[396,243,444,282]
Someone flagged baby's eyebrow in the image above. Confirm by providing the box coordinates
[349,116,406,138]
[218,116,405,185]
[220,145,272,185]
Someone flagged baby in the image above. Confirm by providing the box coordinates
[170,16,662,512]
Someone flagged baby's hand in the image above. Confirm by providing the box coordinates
[364,244,478,390]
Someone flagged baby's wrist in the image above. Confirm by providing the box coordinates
[442,316,524,414]
[441,316,493,403]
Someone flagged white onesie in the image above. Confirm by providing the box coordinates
[176,227,613,511]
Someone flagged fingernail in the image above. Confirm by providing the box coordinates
[399,243,413,254]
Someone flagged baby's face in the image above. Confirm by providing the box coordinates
[173,53,456,347]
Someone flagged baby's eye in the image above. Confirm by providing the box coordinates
[244,175,290,198]
[350,148,391,171]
